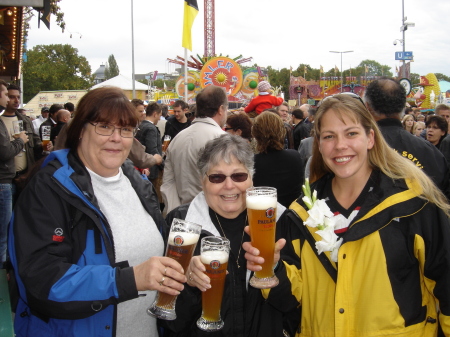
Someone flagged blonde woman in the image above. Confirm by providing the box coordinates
[413,121,425,137]
[401,114,415,134]
[244,94,450,337]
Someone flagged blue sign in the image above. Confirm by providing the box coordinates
[395,51,413,60]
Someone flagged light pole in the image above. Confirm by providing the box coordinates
[399,0,415,78]
[329,51,353,92]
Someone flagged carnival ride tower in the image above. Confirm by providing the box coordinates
[204,0,215,58]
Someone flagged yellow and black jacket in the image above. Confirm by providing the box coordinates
[265,171,450,337]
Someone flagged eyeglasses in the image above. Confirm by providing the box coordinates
[320,92,365,107]
[89,122,137,138]
[206,172,249,184]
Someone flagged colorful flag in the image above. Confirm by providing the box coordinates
[320,65,323,73]
[182,0,199,51]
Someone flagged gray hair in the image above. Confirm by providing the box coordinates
[197,134,254,178]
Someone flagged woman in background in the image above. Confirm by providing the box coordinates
[252,111,303,207]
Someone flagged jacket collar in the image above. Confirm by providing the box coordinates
[290,171,427,243]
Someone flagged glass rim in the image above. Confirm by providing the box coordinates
[246,186,277,196]
[201,235,230,246]
[170,218,202,233]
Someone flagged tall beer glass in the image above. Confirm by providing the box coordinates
[147,218,201,320]
[162,135,171,152]
[42,126,51,154]
[246,187,279,289]
[196,236,230,332]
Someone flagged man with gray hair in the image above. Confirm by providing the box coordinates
[364,77,450,198]
[161,86,227,214]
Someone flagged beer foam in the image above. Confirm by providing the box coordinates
[201,250,229,264]
[169,232,200,246]
[246,195,277,210]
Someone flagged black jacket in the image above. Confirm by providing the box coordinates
[377,118,450,199]
[135,120,163,179]
[160,204,299,337]
[162,116,191,141]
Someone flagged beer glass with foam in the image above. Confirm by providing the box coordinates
[42,125,51,154]
[162,135,171,152]
[246,187,279,289]
[147,218,201,320]
[196,236,230,332]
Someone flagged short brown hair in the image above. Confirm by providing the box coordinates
[252,111,286,153]
[66,87,139,150]
[226,113,253,141]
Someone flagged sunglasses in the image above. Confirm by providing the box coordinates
[206,172,249,184]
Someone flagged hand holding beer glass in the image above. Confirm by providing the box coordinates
[196,236,230,332]
[246,187,279,289]
[147,218,201,320]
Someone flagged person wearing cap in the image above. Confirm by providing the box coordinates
[32,106,49,135]
[243,81,283,118]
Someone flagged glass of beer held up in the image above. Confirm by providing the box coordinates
[162,135,171,152]
[147,218,201,320]
[196,236,230,332]
[246,187,279,289]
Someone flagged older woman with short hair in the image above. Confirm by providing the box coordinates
[9,87,186,337]
[161,133,299,337]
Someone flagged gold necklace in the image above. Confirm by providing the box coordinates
[214,212,247,269]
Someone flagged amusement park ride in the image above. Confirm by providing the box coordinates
[156,1,446,110]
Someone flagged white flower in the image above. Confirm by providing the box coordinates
[302,195,313,209]
[304,199,333,227]
[330,239,343,262]
[315,228,343,260]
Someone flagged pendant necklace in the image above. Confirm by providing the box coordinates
[214,212,247,269]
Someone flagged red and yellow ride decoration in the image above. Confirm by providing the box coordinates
[199,57,243,97]
[408,73,440,109]
[175,70,202,101]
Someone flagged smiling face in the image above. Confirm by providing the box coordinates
[318,109,374,185]
[77,122,133,177]
[202,156,253,219]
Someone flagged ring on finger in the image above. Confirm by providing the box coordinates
[164,267,167,276]
[189,271,193,282]
[159,276,165,286]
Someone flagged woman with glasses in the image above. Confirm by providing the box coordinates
[244,94,450,336]
[9,87,187,337]
[160,133,299,337]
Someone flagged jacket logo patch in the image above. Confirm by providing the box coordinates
[53,228,64,242]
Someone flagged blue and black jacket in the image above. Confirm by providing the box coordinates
[8,149,167,337]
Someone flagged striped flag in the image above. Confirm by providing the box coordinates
[182,0,199,51]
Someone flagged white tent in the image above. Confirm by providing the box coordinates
[91,74,148,91]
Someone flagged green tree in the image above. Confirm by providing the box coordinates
[24,0,66,39]
[410,73,420,86]
[435,73,450,82]
[22,44,94,103]
[357,60,393,77]
[104,54,120,80]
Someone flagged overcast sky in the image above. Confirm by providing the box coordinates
[26,0,450,79]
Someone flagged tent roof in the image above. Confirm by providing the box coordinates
[439,80,450,93]
[91,74,148,90]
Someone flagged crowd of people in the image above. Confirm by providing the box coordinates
[0,77,449,337]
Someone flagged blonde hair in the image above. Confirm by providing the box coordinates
[413,121,425,136]
[310,95,450,216]
[401,114,415,134]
